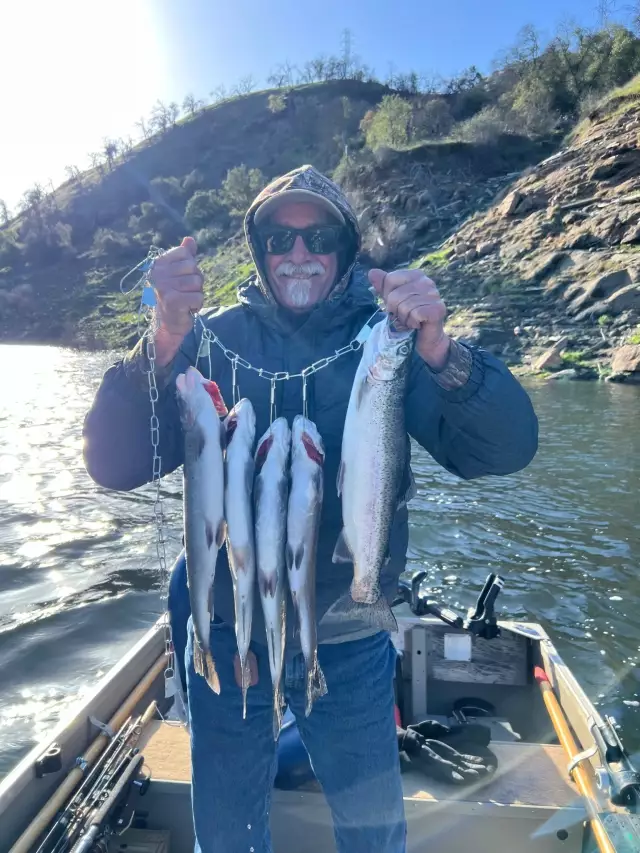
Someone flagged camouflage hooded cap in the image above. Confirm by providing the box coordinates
[244,165,362,304]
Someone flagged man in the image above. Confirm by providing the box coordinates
[83,164,538,853]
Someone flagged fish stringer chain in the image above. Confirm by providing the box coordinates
[124,246,182,713]
[192,307,379,406]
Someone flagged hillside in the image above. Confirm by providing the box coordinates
[1,58,639,380]
[413,77,640,381]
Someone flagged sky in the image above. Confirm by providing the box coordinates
[0,0,632,211]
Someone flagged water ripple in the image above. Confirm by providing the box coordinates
[0,348,639,776]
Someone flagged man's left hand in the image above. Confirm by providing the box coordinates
[369,268,450,370]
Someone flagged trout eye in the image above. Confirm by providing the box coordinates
[398,343,411,356]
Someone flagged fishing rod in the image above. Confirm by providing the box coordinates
[35,715,137,853]
[18,699,156,853]
[46,716,147,853]
[10,654,165,853]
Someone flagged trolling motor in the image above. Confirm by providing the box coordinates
[396,571,504,640]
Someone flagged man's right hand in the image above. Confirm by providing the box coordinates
[151,236,204,366]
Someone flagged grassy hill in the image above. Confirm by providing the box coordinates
[1,23,639,380]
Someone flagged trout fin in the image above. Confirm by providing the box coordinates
[336,460,345,497]
[321,591,398,633]
[272,681,284,741]
[305,651,328,717]
[241,656,251,720]
[332,528,352,564]
[194,641,221,694]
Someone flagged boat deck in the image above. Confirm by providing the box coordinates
[133,720,584,853]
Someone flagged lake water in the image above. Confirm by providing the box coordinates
[0,344,638,776]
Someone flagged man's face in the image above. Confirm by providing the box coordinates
[261,202,340,312]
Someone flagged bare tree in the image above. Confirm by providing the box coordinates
[65,165,81,183]
[210,84,228,103]
[182,93,204,116]
[595,0,618,26]
[135,117,151,139]
[102,138,119,170]
[0,199,9,226]
[234,75,257,95]
[309,56,327,82]
[150,100,172,133]
[168,102,181,124]
[267,61,296,88]
[89,152,105,175]
[297,61,317,84]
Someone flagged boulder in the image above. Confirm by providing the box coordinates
[567,269,632,314]
[611,345,640,374]
[476,240,497,257]
[605,284,640,314]
[589,154,639,182]
[533,337,569,371]
[526,251,569,283]
[464,248,477,263]
[621,221,640,245]
[546,368,578,380]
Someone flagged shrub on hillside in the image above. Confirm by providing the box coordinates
[503,78,560,136]
[220,166,267,216]
[454,105,509,144]
[414,99,454,139]
[185,191,230,231]
[91,228,130,257]
[149,176,186,211]
[21,220,73,264]
[361,95,413,149]
[0,231,21,268]
[183,169,206,194]
[268,93,287,113]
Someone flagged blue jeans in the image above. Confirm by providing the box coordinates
[186,620,406,853]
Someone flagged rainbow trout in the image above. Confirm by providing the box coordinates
[286,416,327,716]
[176,366,227,694]
[223,398,257,718]
[325,316,415,632]
[254,417,291,739]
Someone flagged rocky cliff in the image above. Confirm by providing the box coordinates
[410,83,640,381]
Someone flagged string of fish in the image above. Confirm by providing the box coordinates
[120,248,380,731]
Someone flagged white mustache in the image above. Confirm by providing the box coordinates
[275,261,325,278]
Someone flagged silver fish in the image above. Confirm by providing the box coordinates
[286,416,328,716]
[325,317,415,632]
[223,398,257,719]
[176,366,228,694]
[254,417,291,739]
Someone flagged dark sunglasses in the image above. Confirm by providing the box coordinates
[257,225,344,255]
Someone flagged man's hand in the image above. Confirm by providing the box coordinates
[369,268,450,371]
[151,236,204,366]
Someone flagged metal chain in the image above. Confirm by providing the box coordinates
[142,282,176,701]
[193,308,380,388]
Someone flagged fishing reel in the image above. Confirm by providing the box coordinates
[395,571,504,640]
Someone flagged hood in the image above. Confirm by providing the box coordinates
[243,164,362,306]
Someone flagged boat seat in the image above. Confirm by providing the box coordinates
[135,722,583,853]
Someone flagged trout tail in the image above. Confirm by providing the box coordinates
[194,640,221,695]
[320,590,398,633]
[305,650,328,717]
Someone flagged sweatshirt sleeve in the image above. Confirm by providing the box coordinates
[82,330,200,491]
[405,344,538,480]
